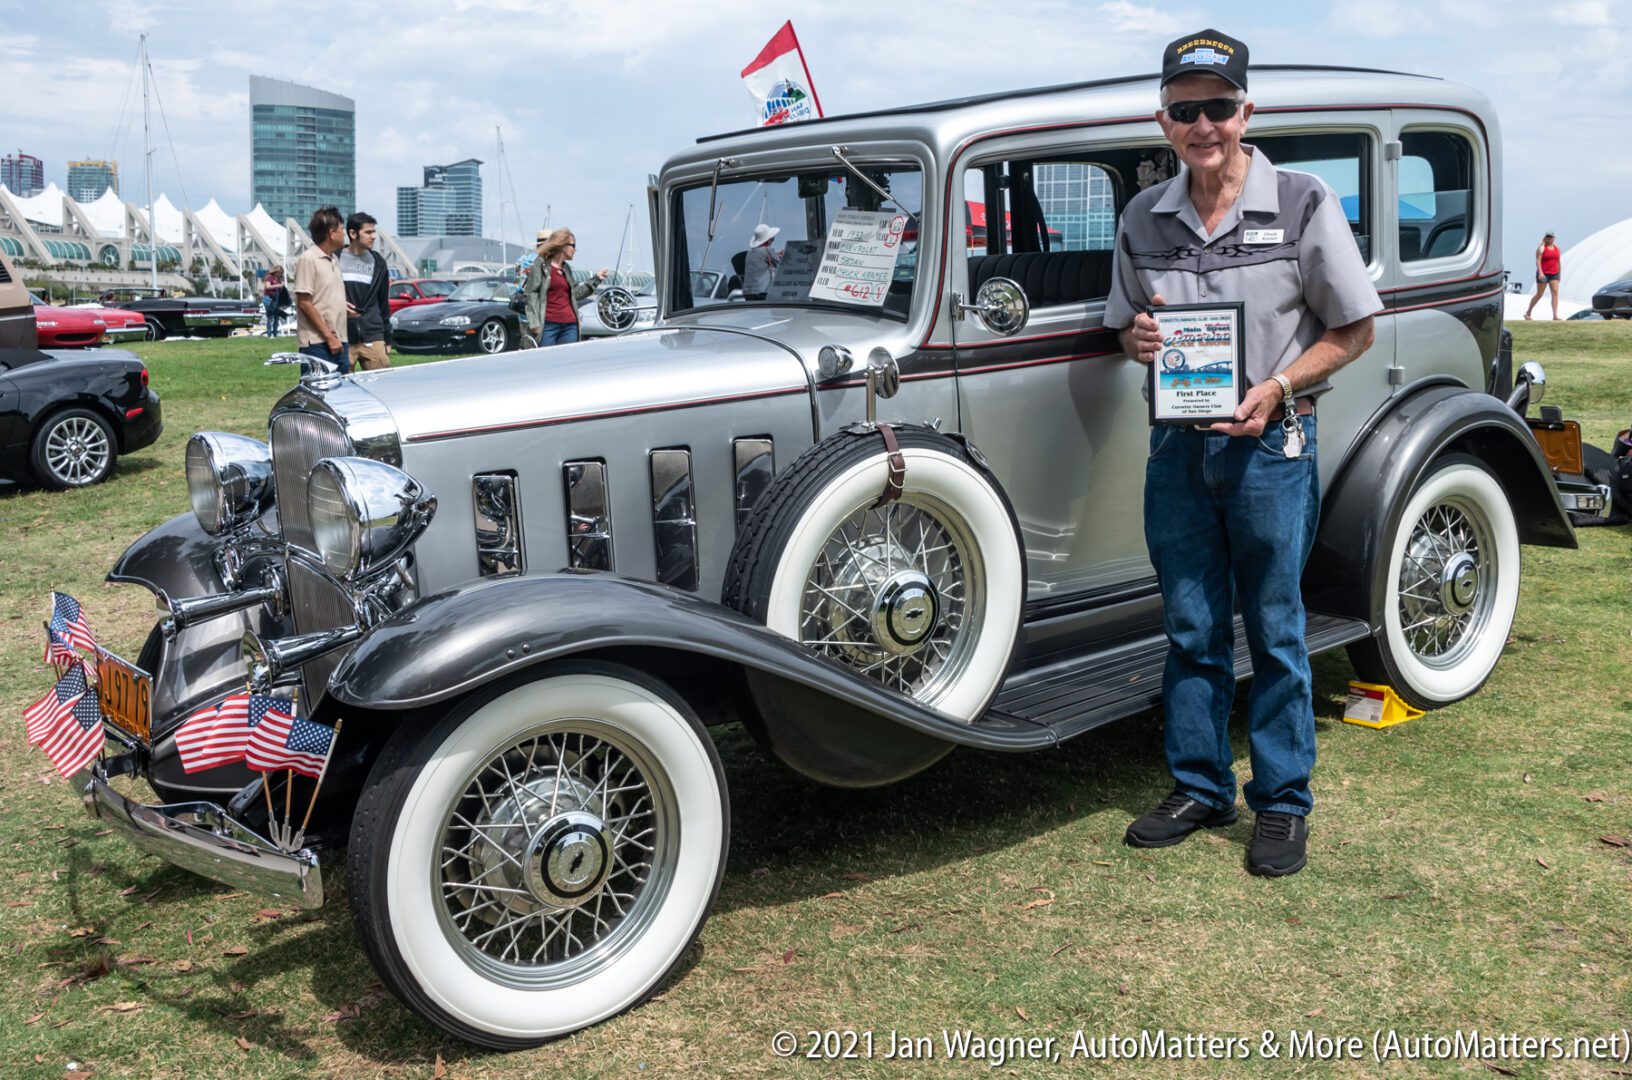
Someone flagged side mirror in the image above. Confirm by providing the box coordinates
[959,277,1030,336]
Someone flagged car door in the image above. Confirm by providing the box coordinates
[951,143,1156,601]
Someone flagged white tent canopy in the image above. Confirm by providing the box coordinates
[1561,219,1632,304]
[151,193,184,245]
[6,181,67,227]
[245,203,287,261]
[82,187,127,237]
[195,198,237,253]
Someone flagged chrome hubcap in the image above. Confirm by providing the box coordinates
[45,417,110,485]
[436,724,672,987]
[801,496,981,701]
[1397,499,1495,666]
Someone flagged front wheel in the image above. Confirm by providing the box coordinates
[477,318,511,354]
[1347,455,1521,709]
[347,662,728,1048]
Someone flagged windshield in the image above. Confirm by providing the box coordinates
[447,279,510,302]
[420,280,455,297]
[672,162,924,319]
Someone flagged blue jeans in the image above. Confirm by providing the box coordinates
[263,297,281,337]
[300,341,350,374]
[1143,415,1320,816]
[537,321,579,347]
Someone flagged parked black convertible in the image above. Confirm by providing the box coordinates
[97,287,262,341]
[0,347,162,488]
[389,277,526,355]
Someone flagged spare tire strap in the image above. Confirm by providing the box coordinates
[875,423,906,506]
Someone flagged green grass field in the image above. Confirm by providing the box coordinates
[1,326,1629,1078]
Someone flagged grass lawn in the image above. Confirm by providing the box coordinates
[1,326,1629,1078]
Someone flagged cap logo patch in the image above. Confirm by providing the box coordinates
[1182,47,1230,66]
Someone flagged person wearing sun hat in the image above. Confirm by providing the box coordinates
[742,222,781,300]
[1104,28,1382,877]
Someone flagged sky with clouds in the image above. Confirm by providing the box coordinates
[0,0,1624,277]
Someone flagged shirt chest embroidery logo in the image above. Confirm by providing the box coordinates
[1243,229,1284,245]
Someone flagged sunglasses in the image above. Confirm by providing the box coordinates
[1165,98,1242,125]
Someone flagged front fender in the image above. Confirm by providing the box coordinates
[1306,384,1576,622]
[328,573,1053,760]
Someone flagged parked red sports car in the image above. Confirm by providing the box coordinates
[31,295,107,348]
[387,278,455,314]
[72,303,147,344]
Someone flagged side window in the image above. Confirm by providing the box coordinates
[1250,132,1372,263]
[1398,130,1475,262]
[962,158,1121,310]
[389,284,412,300]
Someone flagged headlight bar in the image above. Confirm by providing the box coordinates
[306,456,437,582]
[185,432,276,536]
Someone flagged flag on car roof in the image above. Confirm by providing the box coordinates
[39,689,108,779]
[244,701,333,778]
[42,625,78,667]
[173,692,258,773]
[24,661,89,747]
[742,21,823,127]
[49,591,96,653]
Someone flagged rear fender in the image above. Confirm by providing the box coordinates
[328,574,1054,786]
[1306,384,1576,623]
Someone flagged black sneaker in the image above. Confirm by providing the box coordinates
[1124,790,1238,848]
[1247,811,1309,877]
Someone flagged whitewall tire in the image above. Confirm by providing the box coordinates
[347,662,728,1048]
[1349,455,1521,709]
[724,427,1024,722]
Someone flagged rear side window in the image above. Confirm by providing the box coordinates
[1249,132,1373,263]
[1398,131,1475,262]
[962,159,1121,309]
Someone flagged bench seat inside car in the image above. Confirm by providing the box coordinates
[967,250,1116,308]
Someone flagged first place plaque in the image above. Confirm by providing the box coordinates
[1147,302,1246,426]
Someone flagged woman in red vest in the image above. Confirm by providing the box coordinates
[1524,232,1562,320]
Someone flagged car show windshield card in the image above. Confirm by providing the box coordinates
[1147,302,1246,426]
[765,240,822,301]
[808,210,908,307]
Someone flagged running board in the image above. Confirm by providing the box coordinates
[982,613,1373,743]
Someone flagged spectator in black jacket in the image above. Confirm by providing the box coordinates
[340,211,394,370]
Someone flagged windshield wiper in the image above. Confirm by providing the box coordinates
[831,146,920,224]
[701,156,743,271]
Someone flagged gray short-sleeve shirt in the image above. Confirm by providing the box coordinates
[1103,146,1380,396]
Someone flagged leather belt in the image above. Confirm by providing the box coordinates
[1267,396,1316,422]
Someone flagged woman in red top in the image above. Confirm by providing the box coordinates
[523,228,608,346]
[1524,232,1562,320]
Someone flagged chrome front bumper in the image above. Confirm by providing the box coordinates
[72,751,323,909]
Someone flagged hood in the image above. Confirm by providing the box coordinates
[347,326,811,444]
[395,299,503,324]
[34,306,106,330]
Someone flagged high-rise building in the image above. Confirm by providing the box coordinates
[1033,163,1116,250]
[249,75,356,227]
[394,158,482,237]
[67,160,119,202]
[2,151,45,197]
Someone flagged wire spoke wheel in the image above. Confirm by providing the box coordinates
[434,719,675,990]
[798,494,983,705]
[1396,498,1494,668]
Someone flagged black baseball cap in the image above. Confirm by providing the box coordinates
[1161,29,1249,92]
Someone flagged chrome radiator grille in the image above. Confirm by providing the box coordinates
[286,557,357,702]
[270,411,350,552]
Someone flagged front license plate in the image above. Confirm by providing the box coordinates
[96,648,152,743]
[219,318,233,325]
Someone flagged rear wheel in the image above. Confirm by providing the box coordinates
[143,318,166,342]
[347,662,729,1048]
[1348,455,1520,709]
[31,408,117,489]
[478,318,510,354]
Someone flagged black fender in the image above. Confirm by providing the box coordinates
[1305,383,1576,623]
[328,573,1055,786]
[106,512,287,797]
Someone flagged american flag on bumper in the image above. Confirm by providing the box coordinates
[38,687,110,779]
[173,692,260,773]
[49,591,96,653]
[25,661,89,747]
[245,702,334,778]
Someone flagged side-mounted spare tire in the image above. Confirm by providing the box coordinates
[723,424,1025,723]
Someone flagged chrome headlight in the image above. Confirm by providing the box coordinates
[439,314,471,327]
[307,456,437,580]
[185,432,275,535]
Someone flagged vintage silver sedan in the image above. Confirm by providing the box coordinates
[62,66,1571,1047]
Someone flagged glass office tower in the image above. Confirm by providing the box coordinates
[250,76,356,227]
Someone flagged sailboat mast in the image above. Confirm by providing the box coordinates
[141,33,156,290]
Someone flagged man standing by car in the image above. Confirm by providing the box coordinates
[1104,29,1380,876]
[341,211,394,370]
[294,206,349,373]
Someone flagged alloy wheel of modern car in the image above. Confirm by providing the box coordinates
[30,408,117,489]
[1348,454,1521,710]
[347,662,729,1048]
[724,426,1025,722]
[478,318,511,354]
